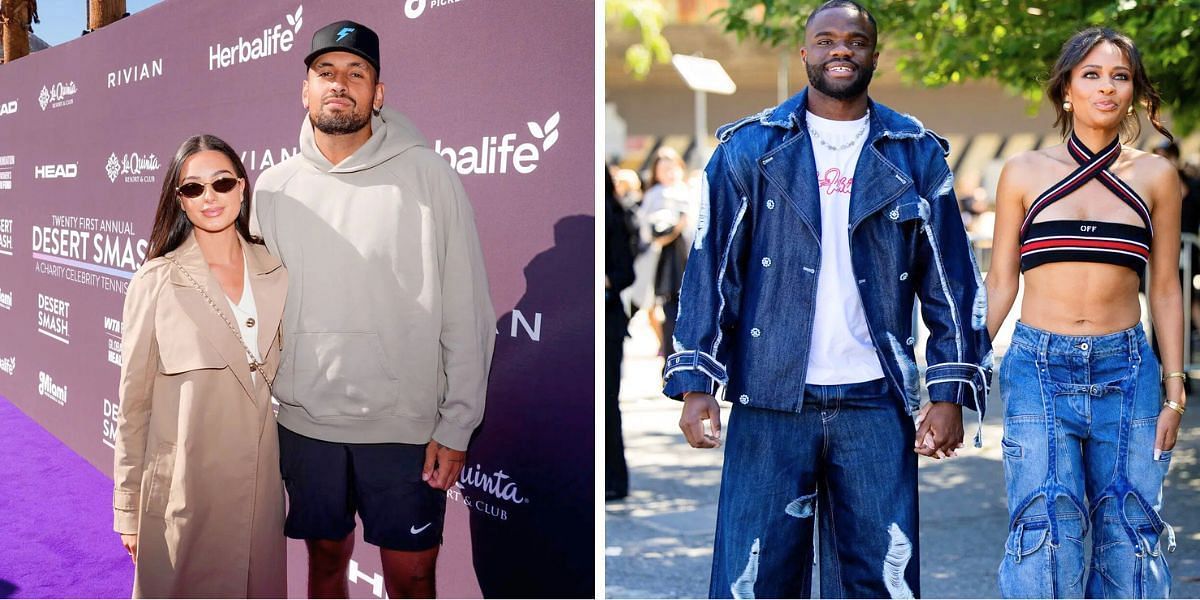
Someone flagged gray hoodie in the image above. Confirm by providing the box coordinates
[252,106,495,450]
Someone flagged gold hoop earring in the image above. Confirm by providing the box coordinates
[1127,105,1134,116]
[1062,100,1072,113]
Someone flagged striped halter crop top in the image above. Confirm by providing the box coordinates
[1019,133,1152,275]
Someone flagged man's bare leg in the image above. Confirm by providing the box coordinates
[307,534,355,598]
[381,546,439,599]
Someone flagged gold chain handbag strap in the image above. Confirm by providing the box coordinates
[164,255,274,393]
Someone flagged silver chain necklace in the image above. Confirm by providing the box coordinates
[165,255,275,393]
[808,110,870,152]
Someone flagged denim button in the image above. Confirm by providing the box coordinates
[889,209,900,220]
[899,272,908,281]
[766,199,776,210]
[1080,342,1089,350]
[907,337,915,345]
[739,394,750,405]
[761,257,772,268]
[750,328,761,338]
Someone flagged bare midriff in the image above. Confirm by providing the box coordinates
[1019,261,1142,335]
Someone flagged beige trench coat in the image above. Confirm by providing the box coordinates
[112,234,287,598]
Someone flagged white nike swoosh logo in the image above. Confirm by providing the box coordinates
[410,522,432,535]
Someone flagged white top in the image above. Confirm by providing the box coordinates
[224,252,261,381]
[804,110,885,384]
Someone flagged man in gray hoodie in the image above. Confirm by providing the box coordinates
[252,20,495,598]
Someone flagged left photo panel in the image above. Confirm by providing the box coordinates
[0,1,595,597]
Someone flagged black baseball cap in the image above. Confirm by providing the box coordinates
[304,20,380,75]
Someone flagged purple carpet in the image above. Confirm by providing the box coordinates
[0,396,133,598]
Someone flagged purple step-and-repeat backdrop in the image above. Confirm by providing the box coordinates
[0,0,594,597]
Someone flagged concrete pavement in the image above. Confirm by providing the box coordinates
[605,311,1200,598]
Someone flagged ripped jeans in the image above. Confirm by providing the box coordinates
[998,322,1175,598]
[710,378,920,599]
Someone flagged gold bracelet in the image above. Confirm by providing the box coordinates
[1164,400,1186,416]
[1162,371,1188,383]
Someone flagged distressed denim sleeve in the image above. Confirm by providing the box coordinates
[662,144,751,400]
[913,154,993,443]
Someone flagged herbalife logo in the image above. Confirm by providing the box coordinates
[39,82,78,111]
[0,100,16,117]
[106,152,161,184]
[209,6,303,70]
[0,286,11,310]
[0,356,13,376]
[434,112,561,176]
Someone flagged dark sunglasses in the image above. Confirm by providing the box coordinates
[177,177,240,199]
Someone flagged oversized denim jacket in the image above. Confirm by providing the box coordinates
[663,89,993,443]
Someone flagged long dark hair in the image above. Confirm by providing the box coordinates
[146,134,260,259]
[1047,27,1172,143]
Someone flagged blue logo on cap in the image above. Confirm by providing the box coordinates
[336,27,355,41]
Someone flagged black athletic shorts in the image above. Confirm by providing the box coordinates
[277,424,446,551]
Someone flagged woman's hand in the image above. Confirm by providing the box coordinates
[1155,407,1182,456]
[120,533,137,564]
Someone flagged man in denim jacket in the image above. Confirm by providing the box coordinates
[663,2,992,597]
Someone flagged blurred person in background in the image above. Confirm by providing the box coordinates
[614,167,644,211]
[639,146,696,358]
[606,167,637,501]
[1154,141,1200,348]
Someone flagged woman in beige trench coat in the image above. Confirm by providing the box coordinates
[112,134,287,598]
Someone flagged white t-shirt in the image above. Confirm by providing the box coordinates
[804,110,885,384]
[225,253,261,382]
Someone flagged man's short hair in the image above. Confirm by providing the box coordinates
[805,0,878,43]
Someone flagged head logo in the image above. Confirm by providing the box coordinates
[0,100,16,117]
[106,152,161,183]
[0,356,14,376]
[434,112,560,176]
[35,164,78,179]
[336,27,355,41]
[39,82,78,111]
[209,6,302,70]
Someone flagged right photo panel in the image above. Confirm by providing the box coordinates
[605,1,1200,597]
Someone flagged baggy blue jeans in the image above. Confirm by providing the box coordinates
[998,322,1175,598]
[710,378,920,599]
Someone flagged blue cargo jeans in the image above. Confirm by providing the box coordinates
[711,378,920,599]
[998,322,1175,598]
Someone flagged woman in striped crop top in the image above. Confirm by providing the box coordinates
[984,28,1184,598]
